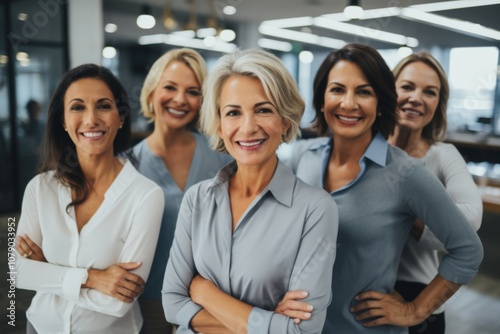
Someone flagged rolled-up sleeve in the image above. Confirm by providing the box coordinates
[402,164,483,284]
[417,145,483,252]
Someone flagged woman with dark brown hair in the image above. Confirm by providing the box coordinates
[15,64,164,333]
[280,43,483,333]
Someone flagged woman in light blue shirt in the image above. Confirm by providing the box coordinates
[132,49,231,333]
[162,49,339,333]
[280,43,483,334]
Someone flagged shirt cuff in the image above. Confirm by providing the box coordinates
[176,301,203,329]
[62,268,88,302]
[248,307,273,334]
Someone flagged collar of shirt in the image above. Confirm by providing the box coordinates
[207,160,294,207]
[309,132,388,194]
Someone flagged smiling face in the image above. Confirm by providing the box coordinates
[395,61,441,132]
[218,76,288,169]
[149,61,202,130]
[323,60,378,142]
[63,78,123,158]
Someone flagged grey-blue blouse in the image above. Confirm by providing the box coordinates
[162,161,339,333]
[280,133,483,334]
[132,132,232,300]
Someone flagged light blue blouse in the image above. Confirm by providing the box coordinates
[132,132,232,300]
[280,133,483,334]
[162,161,339,334]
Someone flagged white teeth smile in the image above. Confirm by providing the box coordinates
[338,116,360,122]
[168,108,187,115]
[403,110,422,117]
[238,140,264,147]
[82,131,103,138]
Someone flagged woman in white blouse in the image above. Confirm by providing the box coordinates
[15,64,164,334]
[389,52,483,334]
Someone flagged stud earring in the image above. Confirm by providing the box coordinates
[149,103,154,114]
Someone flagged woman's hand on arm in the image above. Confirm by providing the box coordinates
[17,234,145,303]
[352,275,460,327]
[275,290,313,324]
[189,274,252,334]
[83,262,145,303]
[16,234,46,262]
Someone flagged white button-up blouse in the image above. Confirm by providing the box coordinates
[15,159,164,334]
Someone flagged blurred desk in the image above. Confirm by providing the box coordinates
[445,132,500,164]
[479,185,500,214]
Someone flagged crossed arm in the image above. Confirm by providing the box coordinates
[17,235,145,303]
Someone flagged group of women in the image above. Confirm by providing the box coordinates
[15,42,483,334]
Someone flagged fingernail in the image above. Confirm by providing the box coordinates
[307,305,313,311]
[294,318,300,324]
[304,312,311,318]
[301,291,308,297]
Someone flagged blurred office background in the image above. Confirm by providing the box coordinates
[0,0,499,333]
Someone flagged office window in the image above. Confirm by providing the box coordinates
[0,0,68,213]
[447,47,499,132]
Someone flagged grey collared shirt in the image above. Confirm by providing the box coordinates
[162,160,339,334]
[280,133,484,334]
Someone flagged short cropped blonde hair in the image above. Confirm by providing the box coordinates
[200,49,305,153]
[140,48,207,123]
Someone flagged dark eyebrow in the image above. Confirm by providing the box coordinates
[97,98,114,103]
[328,82,372,89]
[68,98,84,105]
[67,98,114,105]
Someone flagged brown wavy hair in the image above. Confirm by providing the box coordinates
[40,64,132,210]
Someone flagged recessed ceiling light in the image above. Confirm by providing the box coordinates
[299,50,314,64]
[102,46,117,59]
[105,23,118,33]
[219,29,236,42]
[223,6,237,15]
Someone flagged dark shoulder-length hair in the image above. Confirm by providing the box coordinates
[393,52,449,143]
[40,64,132,209]
[312,43,398,138]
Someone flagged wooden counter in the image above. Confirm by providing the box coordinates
[480,185,500,215]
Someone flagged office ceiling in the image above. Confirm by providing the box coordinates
[103,0,500,50]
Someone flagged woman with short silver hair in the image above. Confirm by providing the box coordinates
[162,49,339,334]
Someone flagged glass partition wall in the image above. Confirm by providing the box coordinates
[0,0,69,213]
